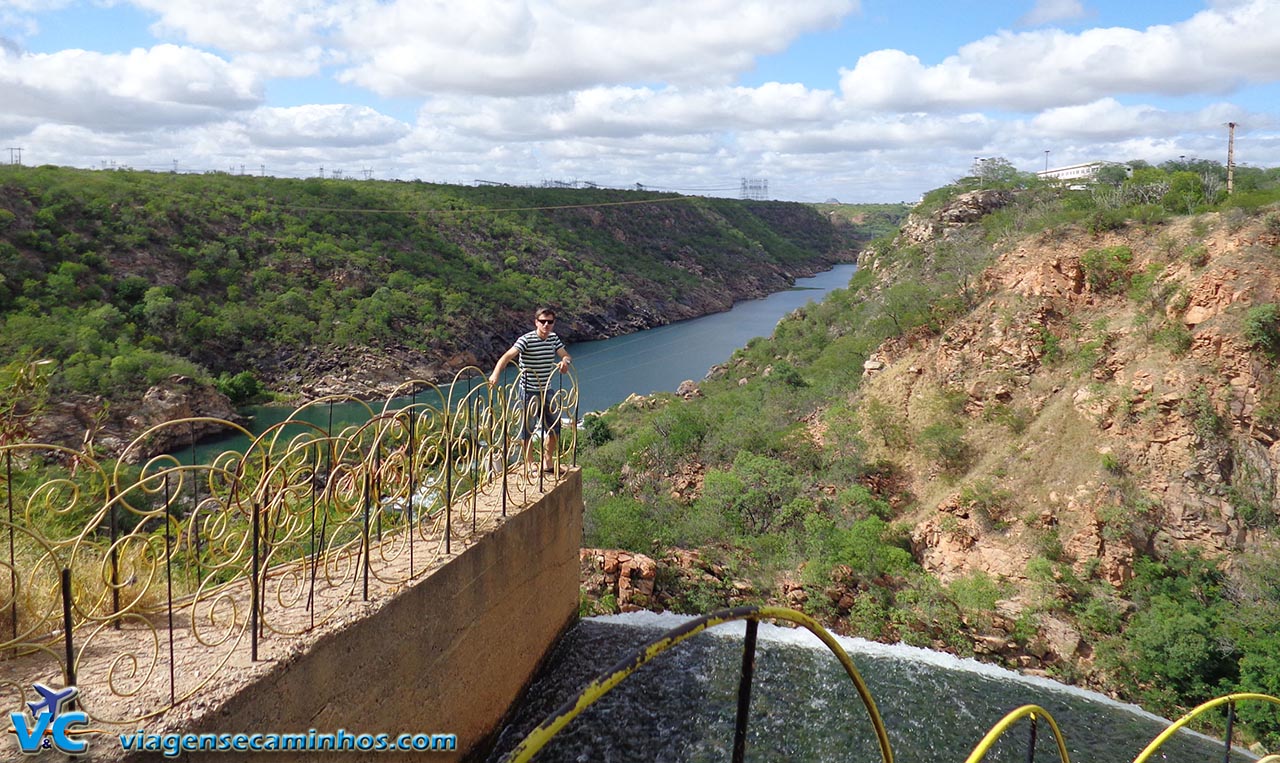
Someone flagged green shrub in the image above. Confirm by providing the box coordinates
[836,484,892,520]
[1087,208,1127,234]
[917,420,970,473]
[982,402,1031,434]
[1080,245,1134,294]
[949,571,1004,615]
[653,403,708,455]
[804,514,914,580]
[1075,594,1123,634]
[698,451,801,536]
[215,370,264,405]
[770,361,807,388]
[1264,211,1280,237]
[861,396,909,449]
[582,413,615,447]
[585,495,658,551]
[1244,303,1280,359]
[1150,321,1192,356]
[1035,325,1063,365]
[1182,243,1209,267]
[959,479,1013,529]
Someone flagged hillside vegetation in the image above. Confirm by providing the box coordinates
[578,159,1280,746]
[0,166,886,414]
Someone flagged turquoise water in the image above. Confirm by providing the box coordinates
[568,263,856,413]
[180,264,857,462]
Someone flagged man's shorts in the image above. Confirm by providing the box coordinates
[518,387,562,441]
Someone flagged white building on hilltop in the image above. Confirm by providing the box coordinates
[1036,161,1132,187]
[1037,162,1106,182]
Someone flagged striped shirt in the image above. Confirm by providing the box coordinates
[513,331,565,392]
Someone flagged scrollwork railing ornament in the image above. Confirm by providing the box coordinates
[0,368,578,725]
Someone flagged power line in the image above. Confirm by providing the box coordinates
[740,178,768,200]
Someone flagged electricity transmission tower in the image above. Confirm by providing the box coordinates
[740,178,768,200]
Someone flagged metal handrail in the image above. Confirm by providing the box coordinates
[502,605,894,763]
[1131,693,1280,763]
[0,367,579,725]
[503,608,1279,763]
[963,705,1071,763]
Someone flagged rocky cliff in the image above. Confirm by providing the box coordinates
[858,201,1280,588]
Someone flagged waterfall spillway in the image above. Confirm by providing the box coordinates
[483,612,1256,763]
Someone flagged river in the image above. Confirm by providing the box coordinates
[567,263,857,414]
[183,264,857,462]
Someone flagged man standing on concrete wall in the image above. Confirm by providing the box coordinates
[489,307,572,475]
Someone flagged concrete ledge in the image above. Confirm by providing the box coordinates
[124,472,581,762]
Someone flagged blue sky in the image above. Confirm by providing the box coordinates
[1,0,1277,202]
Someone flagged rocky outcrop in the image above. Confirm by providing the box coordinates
[580,548,658,612]
[936,190,1014,224]
[897,190,1015,246]
[579,547,754,614]
[29,375,244,461]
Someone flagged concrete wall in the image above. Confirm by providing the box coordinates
[168,473,582,762]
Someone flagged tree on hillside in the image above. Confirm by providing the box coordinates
[971,157,1029,190]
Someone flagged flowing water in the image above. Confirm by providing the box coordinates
[482,613,1253,763]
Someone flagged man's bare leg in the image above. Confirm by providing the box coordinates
[543,432,559,471]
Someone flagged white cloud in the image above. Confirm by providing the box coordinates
[128,0,331,54]
[245,104,410,148]
[420,83,837,143]
[0,44,261,130]
[124,0,339,78]
[0,0,75,10]
[840,0,1280,112]
[1030,98,1256,141]
[335,0,855,97]
[1018,0,1087,27]
[740,113,998,154]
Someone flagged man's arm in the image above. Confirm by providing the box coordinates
[556,346,571,373]
[489,346,520,386]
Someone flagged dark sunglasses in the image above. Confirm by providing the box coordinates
[537,318,555,325]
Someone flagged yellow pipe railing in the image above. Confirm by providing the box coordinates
[1131,693,1280,763]
[504,607,1280,763]
[962,704,1071,763]
[503,605,894,763]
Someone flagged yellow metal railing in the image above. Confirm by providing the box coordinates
[503,606,1279,763]
[962,705,1070,763]
[503,605,893,763]
[1132,693,1280,763]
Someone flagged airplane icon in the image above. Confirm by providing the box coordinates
[26,683,77,719]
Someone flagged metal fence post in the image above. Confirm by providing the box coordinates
[164,474,176,704]
[250,499,260,662]
[6,449,18,645]
[1223,701,1235,763]
[1026,714,1039,763]
[60,568,75,699]
[445,409,453,555]
[732,618,759,763]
